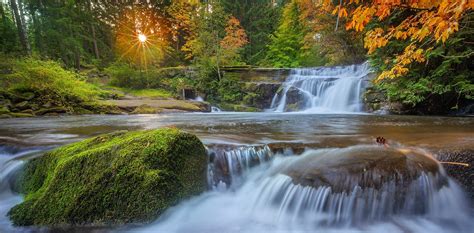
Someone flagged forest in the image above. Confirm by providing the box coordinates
[0,0,473,115]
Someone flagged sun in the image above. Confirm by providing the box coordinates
[138,33,147,43]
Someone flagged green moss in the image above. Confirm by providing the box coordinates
[9,129,208,226]
[0,106,10,114]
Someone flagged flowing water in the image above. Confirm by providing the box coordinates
[270,63,371,113]
[0,113,473,232]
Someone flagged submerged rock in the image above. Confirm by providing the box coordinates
[279,145,442,192]
[8,129,208,226]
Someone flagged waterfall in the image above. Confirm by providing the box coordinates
[207,145,273,189]
[140,145,472,233]
[270,63,371,113]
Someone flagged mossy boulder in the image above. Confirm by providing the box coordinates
[8,129,208,226]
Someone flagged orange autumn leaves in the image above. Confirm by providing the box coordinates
[326,0,473,81]
[220,16,248,50]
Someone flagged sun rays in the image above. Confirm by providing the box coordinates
[115,8,169,70]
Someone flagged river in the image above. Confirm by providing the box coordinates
[0,112,473,232]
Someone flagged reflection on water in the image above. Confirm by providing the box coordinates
[0,113,473,149]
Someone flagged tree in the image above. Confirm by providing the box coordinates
[322,0,474,81]
[219,16,248,66]
[0,2,19,53]
[265,0,305,67]
[221,0,283,64]
[9,0,30,55]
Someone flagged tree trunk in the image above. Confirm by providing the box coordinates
[335,0,342,32]
[10,0,30,55]
[91,24,100,59]
[87,1,100,59]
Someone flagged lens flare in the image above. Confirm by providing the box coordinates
[115,8,169,69]
[138,34,147,43]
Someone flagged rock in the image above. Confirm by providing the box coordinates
[14,101,30,110]
[42,102,52,108]
[8,129,208,226]
[277,145,442,193]
[34,107,68,115]
[0,98,12,108]
[20,109,34,115]
[10,92,35,103]
[435,149,474,201]
[22,92,35,101]
[131,104,161,114]
[9,112,34,118]
[73,107,94,115]
[0,114,12,119]
[242,83,281,109]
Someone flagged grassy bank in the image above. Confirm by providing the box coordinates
[0,56,119,117]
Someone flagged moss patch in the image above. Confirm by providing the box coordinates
[8,129,208,226]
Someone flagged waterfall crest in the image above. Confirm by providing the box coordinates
[270,63,371,113]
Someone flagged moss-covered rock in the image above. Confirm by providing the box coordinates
[8,129,208,226]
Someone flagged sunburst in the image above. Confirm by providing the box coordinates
[115,8,169,70]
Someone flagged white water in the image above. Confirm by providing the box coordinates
[0,146,45,233]
[139,145,472,233]
[270,63,371,113]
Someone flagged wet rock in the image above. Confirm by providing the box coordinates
[9,129,208,226]
[436,149,473,200]
[243,83,281,109]
[279,145,442,193]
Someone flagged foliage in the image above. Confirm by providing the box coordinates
[8,129,208,225]
[220,16,249,66]
[119,88,173,99]
[323,0,474,81]
[217,75,244,103]
[0,56,104,107]
[105,62,188,92]
[221,0,283,64]
[0,3,19,53]
[265,0,306,67]
[369,13,474,113]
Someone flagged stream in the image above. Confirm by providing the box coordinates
[0,112,473,232]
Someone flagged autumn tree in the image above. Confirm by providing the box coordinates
[323,0,474,81]
[219,16,249,66]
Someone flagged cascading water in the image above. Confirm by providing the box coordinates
[270,63,371,113]
[0,145,47,233]
[139,145,472,233]
[207,145,273,189]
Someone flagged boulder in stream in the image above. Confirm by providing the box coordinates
[8,128,208,226]
[279,145,442,193]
